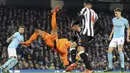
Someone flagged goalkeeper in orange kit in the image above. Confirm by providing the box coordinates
[21,6,77,68]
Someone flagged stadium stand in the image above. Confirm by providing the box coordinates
[0,5,130,70]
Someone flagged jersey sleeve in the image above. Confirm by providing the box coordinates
[112,18,114,24]
[12,32,18,38]
[92,10,98,23]
[80,8,87,15]
[95,12,98,21]
[124,19,129,28]
[111,18,115,27]
[22,37,24,42]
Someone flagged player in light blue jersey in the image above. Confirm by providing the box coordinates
[104,8,129,72]
[0,26,24,73]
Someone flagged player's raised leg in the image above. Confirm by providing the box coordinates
[51,6,60,15]
[51,6,60,37]
[51,6,60,31]
[37,29,53,41]
[20,31,38,46]
[21,29,49,46]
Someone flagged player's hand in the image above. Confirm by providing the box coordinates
[109,36,112,40]
[22,45,27,48]
[20,42,24,45]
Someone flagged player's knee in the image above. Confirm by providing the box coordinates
[13,57,18,62]
[9,56,18,63]
[77,46,85,53]
[118,48,123,52]
[118,44,123,50]
[108,47,114,53]
[10,56,17,59]
[35,29,43,35]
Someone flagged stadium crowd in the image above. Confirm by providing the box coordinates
[0,5,130,70]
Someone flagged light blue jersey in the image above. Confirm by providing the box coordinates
[8,32,24,49]
[112,17,129,38]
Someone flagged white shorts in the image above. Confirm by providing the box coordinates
[8,48,17,58]
[109,38,124,48]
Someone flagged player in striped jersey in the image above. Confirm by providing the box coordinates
[66,0,98,73]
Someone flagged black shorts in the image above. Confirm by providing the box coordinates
[78,34,93,52]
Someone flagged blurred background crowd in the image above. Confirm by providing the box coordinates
[0,4,130,70]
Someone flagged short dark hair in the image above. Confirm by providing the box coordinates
[114,8,122,12]
[19,25,24,29]
[84,0,92,4]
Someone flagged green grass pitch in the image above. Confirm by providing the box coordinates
[20,72,130,73]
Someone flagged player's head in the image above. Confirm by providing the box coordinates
[84,0,92,9]
[114,8,122,18]
[18,25,24,34]
[72,25,80,32]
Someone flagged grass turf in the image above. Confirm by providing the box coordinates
[20,72,130,73]
[95,72,130,73]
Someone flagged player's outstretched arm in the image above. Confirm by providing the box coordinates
[95,12,98,22]
[125,19,130,42]
[6,32,18,43]
[109,26,114,40]
[6,36,13,43]
[21,44,28,48]
[126,26,129,42]
[72,15,84,25]
[92,12,98,25]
